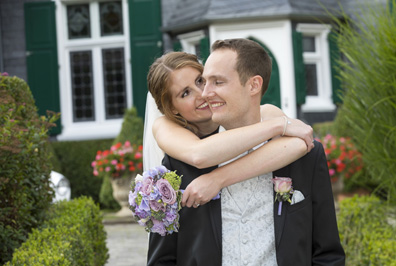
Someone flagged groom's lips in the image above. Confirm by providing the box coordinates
[209,102,225,108]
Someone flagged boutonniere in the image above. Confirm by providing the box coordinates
[272,177,294,216]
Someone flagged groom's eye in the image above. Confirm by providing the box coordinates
[196,77,205,88]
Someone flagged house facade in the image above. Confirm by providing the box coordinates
[0,0,358,141]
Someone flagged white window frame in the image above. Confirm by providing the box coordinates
[55,0,132,141]
[177,30,205,55]
[296,23,335,112]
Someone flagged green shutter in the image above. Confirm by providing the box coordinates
[292,31,306,105]
[24,1,60,135]
[199,37,210,64]
[173,41,182,51]
[129,0,163,118]
[328,31,342,104]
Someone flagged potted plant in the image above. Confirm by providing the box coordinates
[92,141,143,216]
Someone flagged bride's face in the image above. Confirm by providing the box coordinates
[169,66,213,125]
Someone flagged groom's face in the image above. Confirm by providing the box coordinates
[202,49,252,130]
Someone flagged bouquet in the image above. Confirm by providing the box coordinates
[129,165,183,236]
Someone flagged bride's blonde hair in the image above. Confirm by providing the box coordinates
[147,51,203,133]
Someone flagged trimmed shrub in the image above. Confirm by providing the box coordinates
[331,1,396,203]
[337,195,396,266]
[113,107,144,145]
[0,74,58,264]
[6,197,109,266]
[99,106,144,209]
[50,139,113,203]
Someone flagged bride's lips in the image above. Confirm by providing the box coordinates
[197,101,209,110]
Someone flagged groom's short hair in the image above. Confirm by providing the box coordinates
[211,38,272,97]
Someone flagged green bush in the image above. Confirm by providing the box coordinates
[337,195,396,266]
[50,139,113,203]
[0,74,59,264]
[99,106,144,209]
[331,1,396,203]
[113,106,144,145]
[6,197,109,266]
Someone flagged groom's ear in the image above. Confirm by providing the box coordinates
[249,75,263,96]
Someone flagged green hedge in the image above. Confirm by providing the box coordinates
[50,139,113,204]
[0,74,59,264]
[6,197,109,266]
[338,195,396,266]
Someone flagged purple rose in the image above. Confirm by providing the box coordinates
[152,219,167,236]
[142,178,154,195]
[150,200,165,212]
[156,179,177,204]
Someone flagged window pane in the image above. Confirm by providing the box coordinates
[305,64,318,96]
[100,1,123,36]
[67,4,91,39]
[70,51,95,122]
[102,48,127,119]
[302,36,315,52]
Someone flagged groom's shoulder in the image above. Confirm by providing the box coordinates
[295,139,325,164]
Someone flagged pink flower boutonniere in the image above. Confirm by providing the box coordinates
[272,177,294,216]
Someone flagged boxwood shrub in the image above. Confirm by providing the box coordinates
[50,138,113,204]
[6,197,109,266]
[0,74,59,264]
[338,195,396,265]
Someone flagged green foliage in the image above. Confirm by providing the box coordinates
[332,1,396,203]
[50,139,113,203]
[99,173,120,210]
[6,197,109,266]
[0,74,59,264]
[312,121,335,138]
[337,195,396,266]
[100,106,144,209]
[113,106,144,145]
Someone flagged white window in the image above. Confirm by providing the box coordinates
[296,24,335,112]
[177,30,205,60]
[56,0,131,140]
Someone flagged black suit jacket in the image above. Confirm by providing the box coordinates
[147,140,345,266]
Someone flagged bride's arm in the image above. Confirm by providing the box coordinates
[153,104,313,169]
[182,136,307,207]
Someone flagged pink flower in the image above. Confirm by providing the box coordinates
[105,166,111,172]
[329,168,336,176]
[272,177,292,193]
[156,179,177,204]
[111,159,118,165]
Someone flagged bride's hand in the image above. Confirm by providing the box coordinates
[182,173,221,208]
[282,117,314,152]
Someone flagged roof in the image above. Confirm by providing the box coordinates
[162,0,357,33]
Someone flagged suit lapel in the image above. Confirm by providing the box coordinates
[272,167,290,248]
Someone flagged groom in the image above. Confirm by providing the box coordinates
[192,38,345,265]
